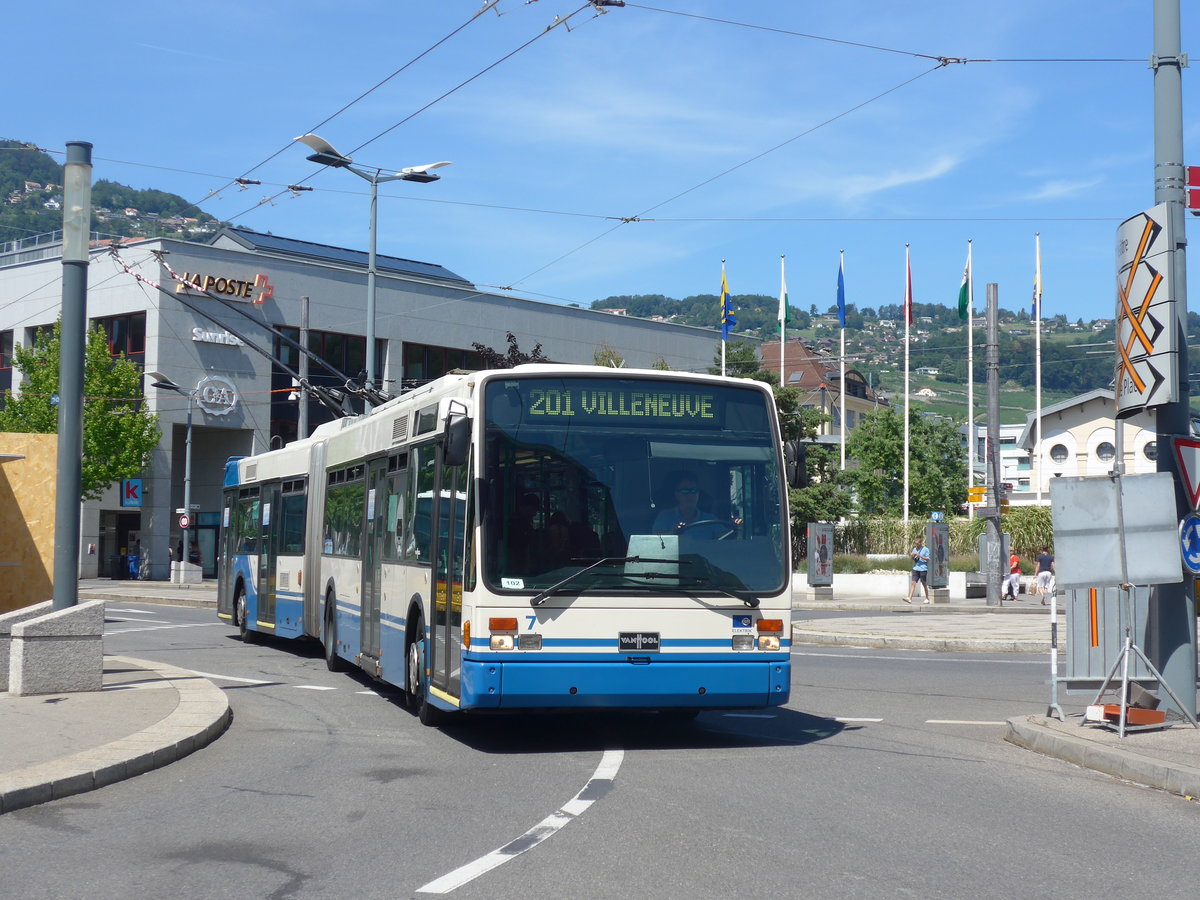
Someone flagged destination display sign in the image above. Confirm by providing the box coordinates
[486,376,758,430]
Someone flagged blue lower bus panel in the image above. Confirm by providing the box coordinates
[460,657,789,710]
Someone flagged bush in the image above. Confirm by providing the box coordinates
[797,553,979,573]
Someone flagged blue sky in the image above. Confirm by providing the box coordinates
[6,1,1198,327]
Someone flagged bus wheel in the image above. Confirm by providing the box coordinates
[406,621,443,727]
[324,593,347,672]
[236,588,259,644]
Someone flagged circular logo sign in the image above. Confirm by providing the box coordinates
[178,513,191,530]
[195,376,239,416]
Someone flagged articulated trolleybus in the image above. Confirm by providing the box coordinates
[219,365,794,724]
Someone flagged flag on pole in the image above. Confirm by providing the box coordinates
[836,256,846,328]
[1031,234,1042,320]
[957,245,972,321]
[720,266,737,340]
[904,247,913,325]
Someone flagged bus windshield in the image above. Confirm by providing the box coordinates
[482,375,787,597]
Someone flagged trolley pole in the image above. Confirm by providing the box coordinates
[984,283,1002,607]
[53,141,92,610]
[1147,0,1195,719]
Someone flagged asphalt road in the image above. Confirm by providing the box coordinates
[0,604,1196,900]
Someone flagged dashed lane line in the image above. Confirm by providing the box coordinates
[415,748,625,895]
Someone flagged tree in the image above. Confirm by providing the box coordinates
[844,407,965,517]
[593,343,625,368]
[708,339,760,377]
[471,331,549,369]
[0,320,160,501]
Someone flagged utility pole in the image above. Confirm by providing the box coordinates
[984,283,1002,607]
[53,141,91,610]
[299,295,309,440]
[1147,0,1195,719]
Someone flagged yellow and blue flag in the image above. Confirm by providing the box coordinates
[720,268,736,340]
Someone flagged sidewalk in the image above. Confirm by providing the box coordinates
[0,578,1197,812]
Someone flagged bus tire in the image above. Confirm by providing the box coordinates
[324,592,347,672]
[406,620,443,727]
[236,586,260,644]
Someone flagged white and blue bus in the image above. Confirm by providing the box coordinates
[218,364,795,724]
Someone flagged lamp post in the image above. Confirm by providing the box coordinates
[147,372,195,578]
[294,133,450,395]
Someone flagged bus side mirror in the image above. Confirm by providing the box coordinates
[784,440,807,489]
[442,409,471,467]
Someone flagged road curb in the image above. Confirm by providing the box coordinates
[791,627,1053,653]
[1005,715,1200,799]
[0,655,230,814]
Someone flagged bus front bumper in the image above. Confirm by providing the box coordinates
[459,656,790,710]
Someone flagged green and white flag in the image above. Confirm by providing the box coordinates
[957,243,972,321]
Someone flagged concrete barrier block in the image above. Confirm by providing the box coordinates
[9,600,105,696]
[0,600,53,692]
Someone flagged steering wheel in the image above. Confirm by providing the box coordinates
[676,519,736,540]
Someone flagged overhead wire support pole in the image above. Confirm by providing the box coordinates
[1147,0,1196,722]
[53,141,92,611]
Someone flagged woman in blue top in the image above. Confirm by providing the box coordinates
[904,534,932,604]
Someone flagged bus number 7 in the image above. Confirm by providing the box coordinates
[526,615,537,631]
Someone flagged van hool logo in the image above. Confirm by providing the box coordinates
[176,271,274,304]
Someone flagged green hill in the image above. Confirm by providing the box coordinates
[0,139,222,246]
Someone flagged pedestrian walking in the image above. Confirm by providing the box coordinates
[904,534,932,604]
[1035,546,1055,605]
[1003,550,1021,601]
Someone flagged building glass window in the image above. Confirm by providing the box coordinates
[1144,441,1157,461]
[1096,441,1116,461]
[1049,443,1069,463]
[402,342,482,388]
[93,313,146,370]
[271,327,370,447]
[0,330,11,402]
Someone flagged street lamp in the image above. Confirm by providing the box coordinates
[294,133,451,395]
[147,372,196,578]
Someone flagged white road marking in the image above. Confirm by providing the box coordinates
[105,622,223,635]
[182,669,275,685]
[835,717,884,723]
[793,650,1041,665]
[925,719,1009,726]
[106,616,170,624]
[104,608,162,615]
[416,748,625,895]
[356,690,385,696]
[294,685,337,691]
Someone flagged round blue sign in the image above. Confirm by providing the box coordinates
[1180,513,1200,575]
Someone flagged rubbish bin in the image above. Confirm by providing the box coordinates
[108,554,128,580]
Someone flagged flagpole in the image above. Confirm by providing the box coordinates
[966,241,975,518]
[779,254,786,386]
[720,258,727,378]
[839,249,846,471]
[1034,233,1043,505]
[904,244,911,528]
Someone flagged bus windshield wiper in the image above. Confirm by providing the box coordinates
[530,556,686,606]
[678,572,760,608]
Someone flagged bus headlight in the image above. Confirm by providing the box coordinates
[489,617,517,650]
[518,633,542,650]
[731,634,754,651]
[758,635,780,651]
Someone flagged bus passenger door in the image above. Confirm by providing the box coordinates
[429,456,466,697]
[361,458,387,662]
[258,483,280,627]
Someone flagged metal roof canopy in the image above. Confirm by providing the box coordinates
[1049,473,1180,589]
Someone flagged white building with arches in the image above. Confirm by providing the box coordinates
[1017,389,1160,502]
